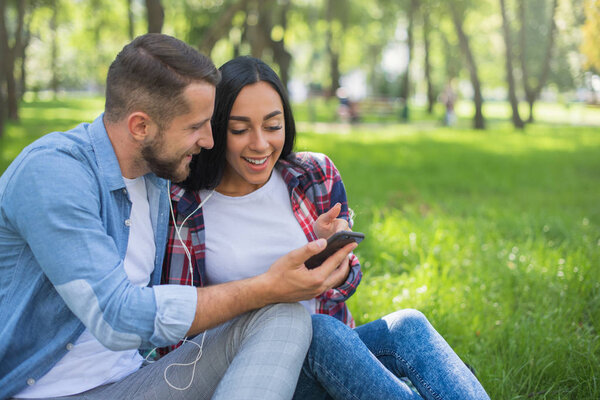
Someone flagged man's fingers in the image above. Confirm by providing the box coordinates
[324,255,351,288]
[314,242,357,278]
[283,239,327,267]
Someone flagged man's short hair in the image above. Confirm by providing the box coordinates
[104,33,220,130]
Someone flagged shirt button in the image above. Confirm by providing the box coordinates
[122,188,127,195]
[125,219,131,227]
[27,378,35,386]
[66,343,74,350]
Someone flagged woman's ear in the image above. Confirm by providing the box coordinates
[127,112,156,143]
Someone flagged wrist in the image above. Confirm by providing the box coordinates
[248,273,276,308]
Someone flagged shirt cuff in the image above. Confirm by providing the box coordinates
[150,285,197,347]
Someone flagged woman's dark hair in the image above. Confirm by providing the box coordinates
[181,56,296,190]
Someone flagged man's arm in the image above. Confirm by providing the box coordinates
[186,239,356,336]
[3,148,195,350]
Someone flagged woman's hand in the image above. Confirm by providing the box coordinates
[313,203,349,239]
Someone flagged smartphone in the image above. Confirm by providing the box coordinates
[304,231,365,270]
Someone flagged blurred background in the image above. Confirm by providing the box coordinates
[0,0,599,132]
[1,1,600,399]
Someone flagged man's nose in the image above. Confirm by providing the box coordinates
[197,124,214,149]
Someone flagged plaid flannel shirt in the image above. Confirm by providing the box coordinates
[162,152,362,328]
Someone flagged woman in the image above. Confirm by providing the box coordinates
[162,56,489,400]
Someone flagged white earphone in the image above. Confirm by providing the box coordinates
[168,181,215,286]
[145,181,214,391]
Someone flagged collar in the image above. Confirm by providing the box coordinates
[170,184,203,217]
[88,114,126,191]
[88,113,166,192]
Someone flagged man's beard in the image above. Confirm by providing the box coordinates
[141,133,191,182]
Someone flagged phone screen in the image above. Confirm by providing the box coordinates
[304,231,365,269]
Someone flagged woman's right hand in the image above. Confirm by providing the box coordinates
[313,203,349,239]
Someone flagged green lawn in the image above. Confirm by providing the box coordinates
[2,97,600,399]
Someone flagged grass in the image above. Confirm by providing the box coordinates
[2,96,600,399]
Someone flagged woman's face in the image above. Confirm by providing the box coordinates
[217,81,285,196]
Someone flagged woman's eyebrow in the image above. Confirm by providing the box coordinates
[228,110,282,122]
[229,115,251,122]
[263,110,282,121]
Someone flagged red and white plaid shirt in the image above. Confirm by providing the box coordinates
[161,152,362,327]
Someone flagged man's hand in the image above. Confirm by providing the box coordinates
[260,238,356,304]
[186,239,356,336]
[313,203,349,239]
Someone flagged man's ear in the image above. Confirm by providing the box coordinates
[128,112,156,143]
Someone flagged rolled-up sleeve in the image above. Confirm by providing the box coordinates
[151,285,197,346]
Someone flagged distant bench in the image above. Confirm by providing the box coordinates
[357,97,404,122]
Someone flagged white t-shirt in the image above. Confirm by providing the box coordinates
[201,171,316,313]
[15,176,156,398]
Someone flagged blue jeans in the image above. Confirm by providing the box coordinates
[294,309,490,400]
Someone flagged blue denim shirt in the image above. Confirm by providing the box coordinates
[0,115,197,399]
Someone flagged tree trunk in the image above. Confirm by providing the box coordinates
[0,0,6,138]
[423,7,435,114]
[246,0,292,89]
[519,0,558,123]
[199,0,250,55]
[19,24,30,102]
[127,0,135,39]
[500,0,524,129]
[399,0,417,121]
[2,0,25,120]
[325,0,340,97]
[50,3,59,99]
[270,0,292,89]
[145,0,164,33]
[449,5,485,129]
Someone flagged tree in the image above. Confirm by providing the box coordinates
[126,0,134,40]
[581,0,600,72]
[448,2,485,129]
[399,0,418,121]
[198,0,250,55]
[1,0,26,121]
[519,0,558,122]
[0,0,6,137]
[50,1,59,98]
[145,0,163,33]
[422,2,435,114]
[325,0,342,96]
[243,0,293,88]
[499,0,524,129]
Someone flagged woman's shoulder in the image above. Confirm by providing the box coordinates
[284,151,337,173]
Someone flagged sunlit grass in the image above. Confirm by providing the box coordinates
[0,96,103,172]
[1,95,599,399]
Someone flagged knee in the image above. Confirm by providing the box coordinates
[384,308,432,336]
[310,314,355,352]
[259,303,312,344]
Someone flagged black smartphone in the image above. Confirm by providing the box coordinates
[304,231,365,269]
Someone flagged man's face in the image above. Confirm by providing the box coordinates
[142,82,215,182]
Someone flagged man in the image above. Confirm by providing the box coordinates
[0,34,355,400]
